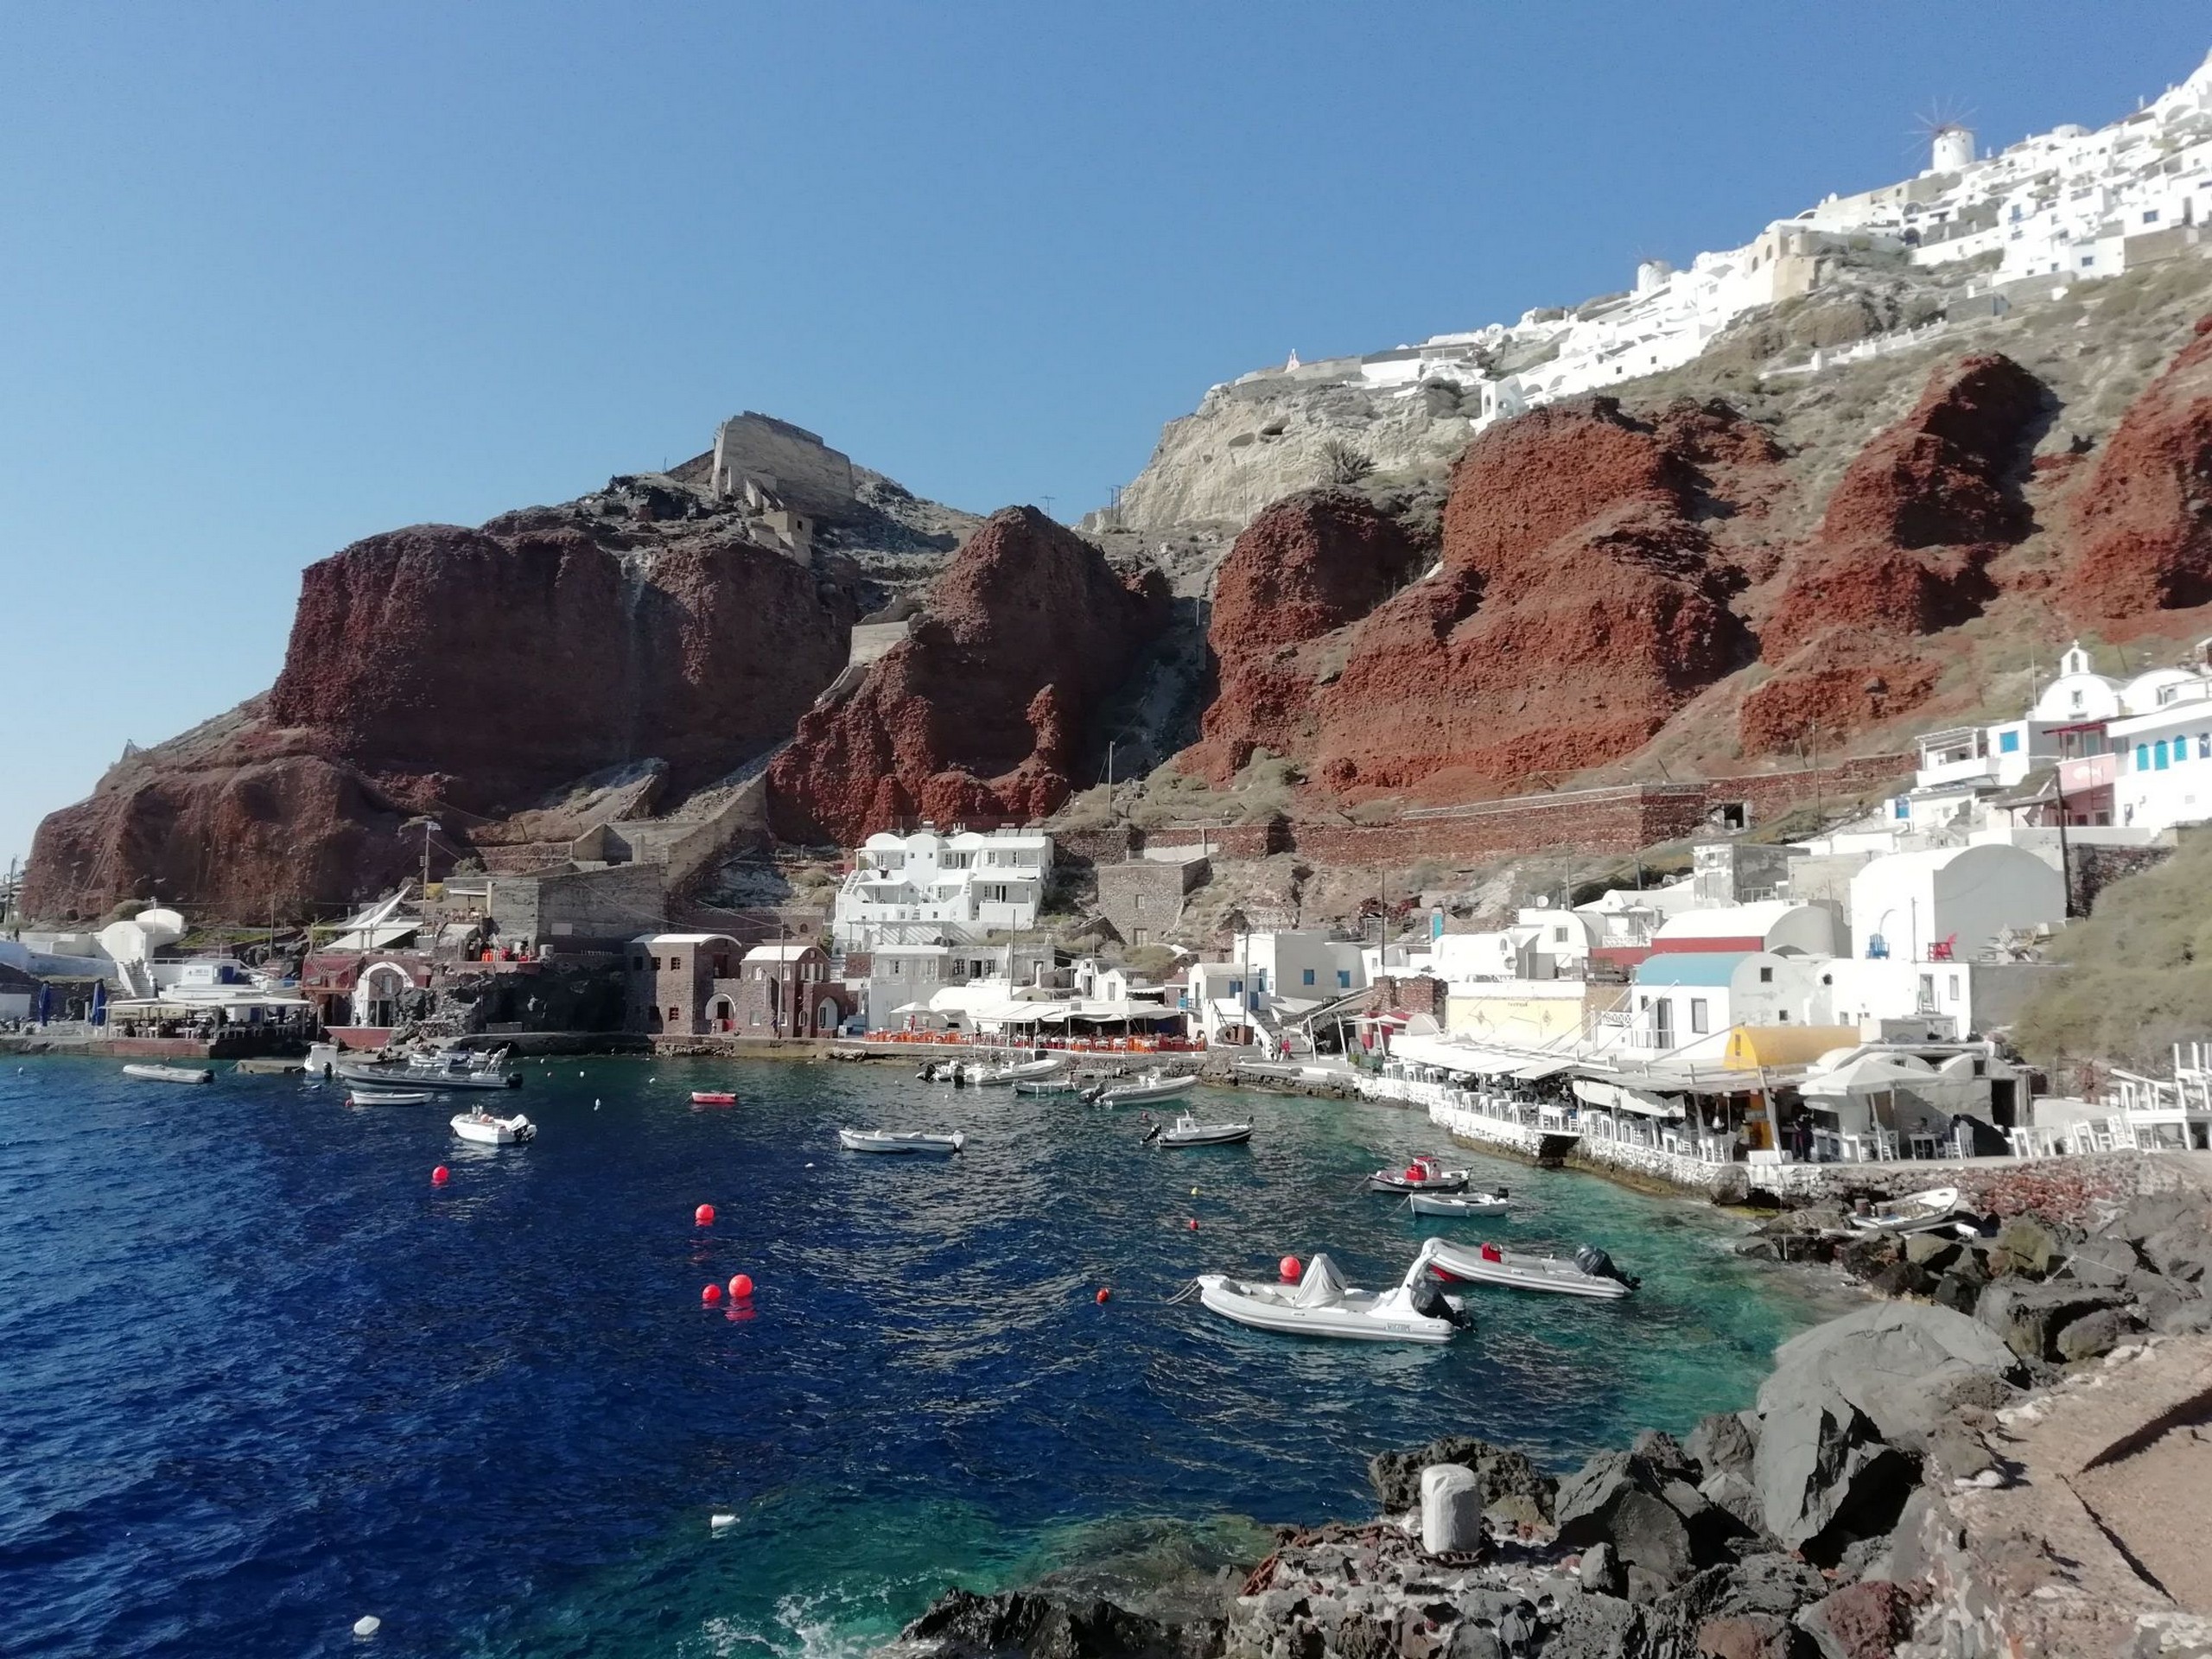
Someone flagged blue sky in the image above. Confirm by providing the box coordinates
[3,3,2207,871]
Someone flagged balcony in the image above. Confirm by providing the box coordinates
[2058,752,2116,793]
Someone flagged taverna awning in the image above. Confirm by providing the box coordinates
[1722,1025,1862,1069]
[1799,1053,1940,1097]
[1573,1077,1685,1119]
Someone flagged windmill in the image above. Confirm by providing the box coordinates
[1913,105,1978,174]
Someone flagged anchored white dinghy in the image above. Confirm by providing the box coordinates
[1845,1185,1961,1235]
[1147,1114,1252,1148]
[1424,1237,1639,1299]
[838,1128,966,1155]
[1085,1070,1195,1107]
[1369,1155,1471,1193]
[974,1054,1068,1086]
[121,1063,213,1085]
[1194,1245,1471,1344]
[1408,1191,1510,1218]
[347,1087,438,1106]
[452,1108,536,1145]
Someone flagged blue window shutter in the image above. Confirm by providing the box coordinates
[2138,743,2152,769]
[1999,730,2019,753]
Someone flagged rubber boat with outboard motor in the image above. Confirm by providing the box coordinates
[1146,1114,1253,1148]
[1191,1241,1473,1343]
[1084,1070,1196,1107]
[1408,1190,1511,1218]
[1368,1154,1471,1193]
[1423,1237,1639,1298]
[451,1107,536,1145]
[121,1063,213,1085]
[837,1128,967,1155]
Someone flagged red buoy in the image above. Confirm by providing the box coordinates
[695,1204,715,1226]
[431,1166,450,1186]
[702,1282,723,1306]
[1096,1287,1110,1305]
[728,1274,754,1300]
[1187,1217,1198,1230]
[1280,1255,1301,1282]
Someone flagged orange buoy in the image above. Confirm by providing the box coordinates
[702,1282,723,1306]
[728,1274,754,1300]
[695,1204,715,1226]
[1096,1287,1110,1304]
[431,1166,450,1186]
[1281,1255,1302,1282]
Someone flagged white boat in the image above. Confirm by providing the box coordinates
[974,1054,1069,1086]
[1409,1191,1511,1218]
[1014,1078,1079,1096]
[347,1087,438,1106]
[1147,1114,1253,1148]
[452,1108,537,1145]
[838,1128,967,1155]
[1845,1185,1962,1235]
[1424,1237,1639,1299]
[1369,1155,1471,1193]
[1194,1246,1471,1344]
[122,1063,213,1085]
[1084,1070,1196,1107]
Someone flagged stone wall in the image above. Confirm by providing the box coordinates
[709,412,856,515]
[488,864,668,950]
[1094,856,1209,944]
[1289,785,1709,868]
[1707,754,1916,820]
[2069,840,2176,914]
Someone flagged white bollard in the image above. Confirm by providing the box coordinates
[1420,1464,1484,1555]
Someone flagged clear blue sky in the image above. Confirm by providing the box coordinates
[3,3,2206,871]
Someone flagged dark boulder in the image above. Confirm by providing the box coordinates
[2054,1233,2140,1289]
[1688,1411,1759,1479]
[1696,1612,1816,1658]
[2053,1306,2141,1363]
[899,1588,1224,1659]
[1794,1579,1916,1659]
[1974,1281,2123,1362]
[1757,1303,2022,1449]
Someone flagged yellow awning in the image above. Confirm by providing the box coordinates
[1722,1025,1859,1069]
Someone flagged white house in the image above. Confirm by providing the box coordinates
[1847,844,2065,963]
[1626,950,1834,1052]
[2110,677,2212,831]
[1431,905,1598,982]
[834,826,1052,949]
[1649,899,1841,958]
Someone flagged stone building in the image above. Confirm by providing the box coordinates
[626,932,740,1036]
[726,942,845,1037]
[1092,854,1210,948]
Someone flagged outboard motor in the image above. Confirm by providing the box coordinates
[1573,1243,1642,1292]
[1410,1276,1474,1330]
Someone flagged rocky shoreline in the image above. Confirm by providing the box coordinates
[888,1165,2212,1659]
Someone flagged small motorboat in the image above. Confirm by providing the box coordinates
[1014,1078,1079,1096]
[452,1108,536,1145]
[1192,1246,1471,1344]
[974,1053,1068,1086]
[346,1087,438,1106]
[1369,1155,1471,1193]
[1424,1237,1638,1299]
[690,1090,738,1106]
[1409,1190,1511,1218]
[1845,1185,1961,1235]
[121,1063,213,1085]
[1146,1114,1253,1148]
[838,1128,966,1155]
[1084,1070,1196,1108]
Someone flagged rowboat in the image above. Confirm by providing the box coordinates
[347,1087,438,1106]
[974,1054,1068,1086]
[1844,1185,1961,1236]
[838,1128,966,1155]
[1084,1071,1195,1107]
[1146,1115,1253,1148]
[691,1090,738,1105]
[1423,1237,1639,1299]
[121,1063,212,1085]
[1369,1155,1471,1193]
[452,1108,536,1145]
[1408,1191,1511,1218]
[1193,1245,1471,1344]
[1014,1078,1079,1096]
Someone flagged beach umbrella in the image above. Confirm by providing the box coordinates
[36,983,51,1025]
[90,981,107,1027]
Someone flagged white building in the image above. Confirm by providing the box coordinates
[1649,899,1842,958]
[1846,844,2065,963]
[1431,904,1598,982]
[2110,675,2212,830]
[1626,950,1834,1052]
[834,827,1053,950]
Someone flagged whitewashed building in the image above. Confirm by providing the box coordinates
[1846,844,2065,963]
[834,827,1053,950]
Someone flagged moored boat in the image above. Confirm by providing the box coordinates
[1408,1191,1511,1218]
[1369,1154,1471,1193]
[1423,1237,1639,1299]
[1146,1114,1253,1148]
[121,1063,213,1085]
[974,1053,1069,1086]
[690,1090,738,1105]
[1192,1245,1471,1343]
[452,1108,536,1145]
[837,1128,966,1155]
[346,1087,438,1106]
[1084,1070,1196,1107]
[1844,1185,1962,1235]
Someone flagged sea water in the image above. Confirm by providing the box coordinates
[0,1057,1838,1657]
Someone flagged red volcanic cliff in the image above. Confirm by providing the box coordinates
[1186,489,1421,782]
[2058,315,2212,626]
[24,516,855,920]
[767,507,1167,843]
[1291,398,1765,798]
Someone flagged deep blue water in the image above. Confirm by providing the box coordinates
[0,1056,1837,1658]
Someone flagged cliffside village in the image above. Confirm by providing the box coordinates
[10,632,2212,1199]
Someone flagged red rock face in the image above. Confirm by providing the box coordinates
[1186,489,1421,781]
[24,518,855,919]
[1298,398,1763,798]
[767,507,1167,843]
[2058,315,2212,626]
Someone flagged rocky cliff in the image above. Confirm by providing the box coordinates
[766,508,1169,844]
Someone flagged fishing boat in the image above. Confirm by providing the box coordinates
[1146,1114,1253,1148]
[1844,1185,1962,1236]
[837,1128,966,1155]
[974,1053,1069,1086]
[1423,1237,1639,1299]
[1192,1245,1471,1344]
[690,1090,738,1105]
[121,1063,213,1085]
[451,1108,537,1145]
[346,1087,438,1106]
[1368,1154,1471,1193]
[1084,1070,1196,1107]
[1408,1191,1511,1218]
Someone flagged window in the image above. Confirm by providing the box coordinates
[1134,929,1148,947]
[667,1007,678,1022]
[1948,974,1961,1001]
[1688,998,1708,1035]
[1338,969,1351,988]
[1255,971,1268,992]
[1228,979,1243,996]
[1998,730,2020,753]
[2145,208,2162,223]
[632,956,645,970]
[2201,734,2211,760]
[2072,690,2086,711]
[1133,893,1145,912]
[2138,742,2152,769]
[2157,740,2171,771]
[1554,926,1569,944]
[1758,966,1774,983]
[1302,968,1316,986]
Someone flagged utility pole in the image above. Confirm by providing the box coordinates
[2055,777,2076,918]
[1808,721,1823,833]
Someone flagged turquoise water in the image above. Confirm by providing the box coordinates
[0,1056,1835,1657]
